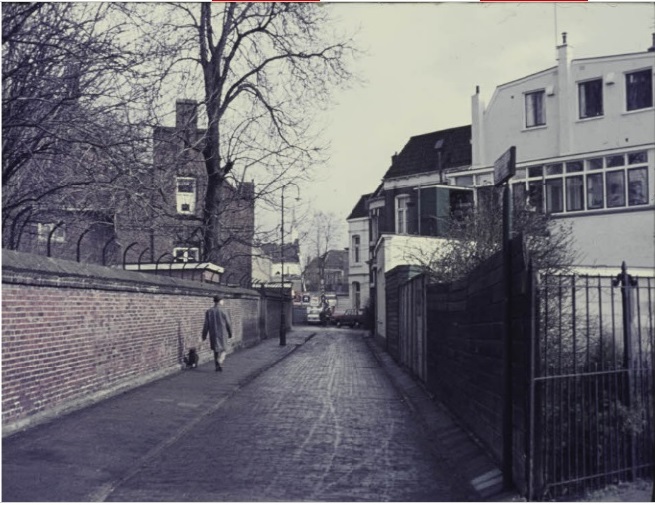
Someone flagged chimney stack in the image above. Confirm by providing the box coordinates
[176,99,198,133]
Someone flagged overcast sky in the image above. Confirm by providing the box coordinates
[287,2,655,249]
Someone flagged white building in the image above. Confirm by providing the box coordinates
[346,194,371,311]
[449,33,655,271]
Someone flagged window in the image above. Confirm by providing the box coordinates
[606,155,624,168]
[626,69,653,111]
[525,90,546,128]
[511,151,646,215]
[370,209,379,245]
[628,168,648,206]
[37,223,65,243]
[395,195,410,234]
[545,179,563,213]
[176,177,196,214]
[545,163,563,176]
[586,174,604,210]
[566,161,583,173]
[352,282,361,311]
[628,151,648,165]
[528,166,543,178]
[606,171,626,208]
[454,175,474,186]
[173,247,199,263]
[587,158,604,171]
[578,79,603,118]
[527,181,543,211]
[352,235,361,264]
[513,183,527,209]
[566,176,584,211]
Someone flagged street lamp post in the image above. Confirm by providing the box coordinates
[279,183,300,347]
[280,188,287,346]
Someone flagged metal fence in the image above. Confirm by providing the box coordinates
[529,264,654,500]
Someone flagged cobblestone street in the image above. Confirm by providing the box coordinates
[105,329,467,501]
[3,329,489,502]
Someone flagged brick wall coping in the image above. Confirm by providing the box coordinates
[1,249,258,299]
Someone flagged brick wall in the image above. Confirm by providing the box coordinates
[1,250,279,436]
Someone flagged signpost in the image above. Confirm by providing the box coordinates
[494,146,516,186]
[495,146,516,491]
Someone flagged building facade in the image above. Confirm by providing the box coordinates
[8,99,257,285]
[449,34,655,271]
[346,194,371,311]
[122,99,256,284]
[347,126,474,341]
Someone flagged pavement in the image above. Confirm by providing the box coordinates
[2,327,511,502]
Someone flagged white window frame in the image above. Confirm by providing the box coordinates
[352,234,361,264]
[173,247,199,263]
[176,177,196,214]
[37,223,65,243]
[395,194,410,235]
[625,68,653,112]
[578,78,604,119]
[510,150,649,215]
[525,89,546,128]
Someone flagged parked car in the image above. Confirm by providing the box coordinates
[330,309,364,328]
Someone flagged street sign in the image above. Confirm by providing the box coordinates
[494,146,516,186]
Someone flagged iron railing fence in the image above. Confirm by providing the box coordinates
[530,266,654,500]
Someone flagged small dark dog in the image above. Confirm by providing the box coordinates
[183,348,199,369]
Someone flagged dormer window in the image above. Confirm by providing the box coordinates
[176,177,196,214]
[525,90,546,128]
[578,79,603,119]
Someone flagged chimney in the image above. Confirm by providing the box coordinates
[471,85,485,167]
[648,33,655,52]
[557,32,572,154]
[176,99,198,133]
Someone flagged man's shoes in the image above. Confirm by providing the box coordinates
[215,363,222,372]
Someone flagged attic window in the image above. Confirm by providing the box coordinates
[434,139,444,150]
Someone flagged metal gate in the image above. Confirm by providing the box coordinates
[529,264,654,500]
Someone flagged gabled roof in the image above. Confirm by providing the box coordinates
[382,125,472,180]
[347,193,372,220]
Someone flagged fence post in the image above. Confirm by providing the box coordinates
[527,265,547,501]
[613,261,638,481]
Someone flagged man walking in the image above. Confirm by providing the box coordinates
[202,295,233,371]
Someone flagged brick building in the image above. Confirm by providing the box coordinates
[120,99,255,284]
[5,99,256,285]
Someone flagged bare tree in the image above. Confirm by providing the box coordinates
[2,3,163,251]
[407,187,577,283]
[129,3,357,263]
[300,210,345,293]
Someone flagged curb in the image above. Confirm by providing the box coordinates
[363,333,514,502]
